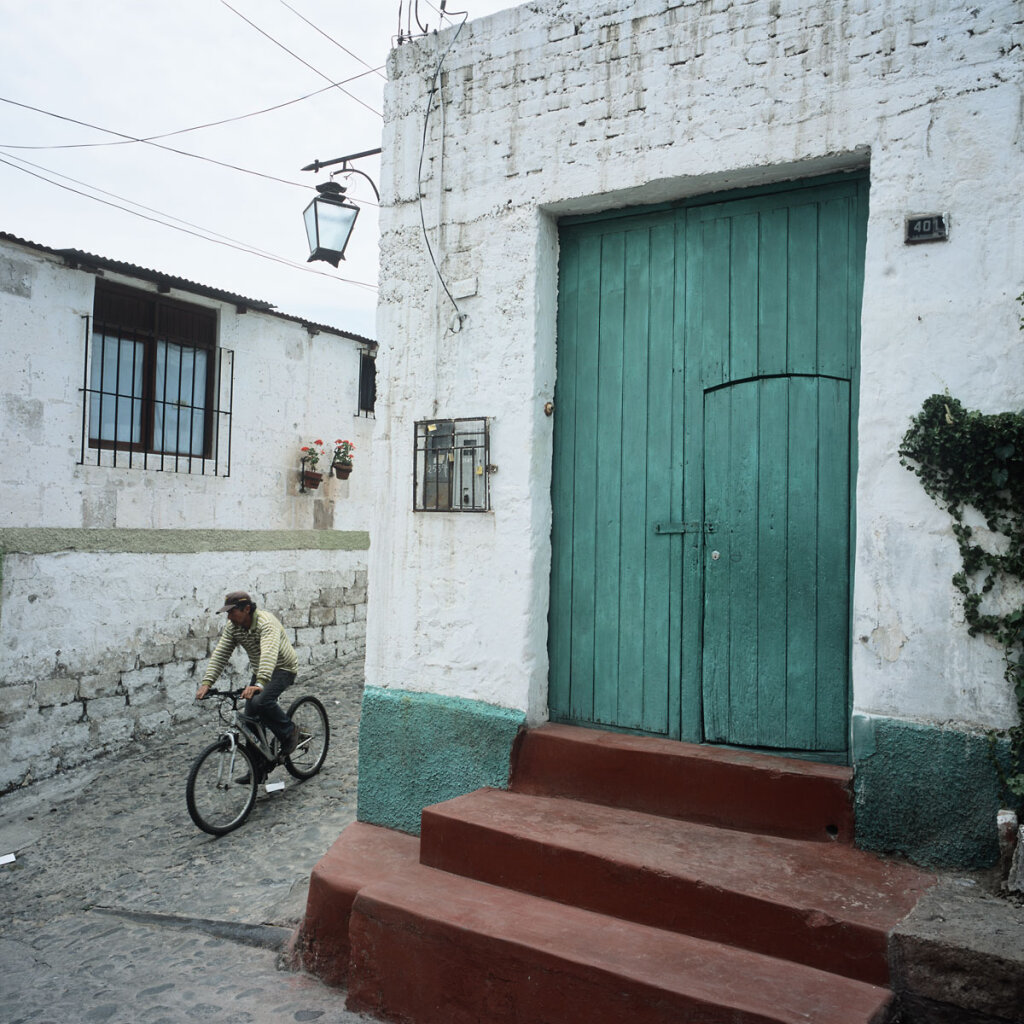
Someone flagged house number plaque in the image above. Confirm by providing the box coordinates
[905,214,948,244]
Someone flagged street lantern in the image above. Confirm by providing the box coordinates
[303,182,360,267]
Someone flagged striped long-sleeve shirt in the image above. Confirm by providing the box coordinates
[201,609,298,689]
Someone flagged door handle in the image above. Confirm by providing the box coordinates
[653,522,715,535]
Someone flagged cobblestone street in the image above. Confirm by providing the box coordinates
[0,663,372,1024]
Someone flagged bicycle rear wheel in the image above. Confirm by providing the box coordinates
[284,695,330,779]
[186,740,258,835]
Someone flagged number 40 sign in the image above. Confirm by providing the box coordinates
[905,214,948,244]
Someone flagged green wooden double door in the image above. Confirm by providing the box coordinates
[549,175,867,757]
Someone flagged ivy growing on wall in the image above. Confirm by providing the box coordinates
[900,391,1024,807]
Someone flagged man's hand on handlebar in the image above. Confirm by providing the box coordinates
[240,685,262,700]
[195,684,211,701]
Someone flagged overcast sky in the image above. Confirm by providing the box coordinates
[0,0,515,339]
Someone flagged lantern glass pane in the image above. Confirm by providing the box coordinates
[303,200,319,252]
[315,200,358,254]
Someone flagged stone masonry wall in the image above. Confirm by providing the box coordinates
[2,548,367,795]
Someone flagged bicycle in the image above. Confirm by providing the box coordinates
[186,687,330,836]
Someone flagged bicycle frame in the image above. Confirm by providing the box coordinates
[224,710,277,763]
[203,689,279,764]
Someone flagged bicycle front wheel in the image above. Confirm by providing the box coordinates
[186,741,258,836]
[284,695,330,779]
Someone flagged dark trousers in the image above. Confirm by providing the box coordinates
[245,668,296,746]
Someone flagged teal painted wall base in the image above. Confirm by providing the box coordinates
[853,715,1013,869]
[356,687,527,835]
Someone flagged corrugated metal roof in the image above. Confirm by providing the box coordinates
[0,231,376,348]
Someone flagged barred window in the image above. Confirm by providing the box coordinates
[82,281,232,473]
[414,418,489,512]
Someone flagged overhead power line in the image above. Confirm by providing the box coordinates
[0,153,377,292]
[277,0,387,80]
[0,96,310,190]
[0,69,384,152]
[219,0,382,118]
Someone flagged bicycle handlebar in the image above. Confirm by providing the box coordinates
[197,687,247,703]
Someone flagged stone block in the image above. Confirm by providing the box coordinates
[138,643,175,668]
[308,644,337,665]
[295,626,323,649]
[891,880,1024,1022]
[122,665,162,695]
[309,605,336,627]
[84,694,128,721]
[0,684,35,713]
[136,709,173,736]
[280,606,308,628]
[35,678,80,708]
[78,673,122,700]
[0,757,36,794]
[353,604,367,622]
[322,625,346,645]
[337,604,355,624]
[179,636,213,662]
[89,713,133,747]
[318,586,346,607]
[127,683,168,711]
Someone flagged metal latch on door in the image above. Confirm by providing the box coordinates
[653,522,715,535]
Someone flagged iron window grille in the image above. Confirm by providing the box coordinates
[414,417,490,512]
[79,281,233,475]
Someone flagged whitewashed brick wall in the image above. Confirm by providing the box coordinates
[367,0,1024,729]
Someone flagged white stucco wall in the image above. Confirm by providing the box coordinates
[0,235,375,789]
[368,0,1024,731]
[0,238,376,530]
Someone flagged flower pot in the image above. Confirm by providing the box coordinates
[302,470,323,490]
[333,463,352,480]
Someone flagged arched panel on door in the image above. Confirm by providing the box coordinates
[702,374,851,754]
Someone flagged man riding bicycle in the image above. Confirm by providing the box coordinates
[196,591,299,756]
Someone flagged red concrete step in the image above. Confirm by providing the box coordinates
[295,821,419,986]
[420,788,934,986]
[346,859,895,1024]
[512,723,855,842]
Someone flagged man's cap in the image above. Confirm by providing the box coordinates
[217,590,252,613]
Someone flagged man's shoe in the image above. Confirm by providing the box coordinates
[282,730,300,757]
[235,773,252,784]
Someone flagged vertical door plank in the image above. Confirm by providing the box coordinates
[816,198,852,379]
[548,236,580,718]
[701,387,730,743]
[724,383,761,746]
[644,220,677,736]
[784,378,820,748]
[786,202,819,374]
[617,228,652,730]
[701,218,731,388]
[592,233,626,725]
[757,207,789,376]
[729,212,760,383]
[756,377,790,747]
[815,378,851,750]
[680,211,706,742]
[568,237,602,724]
